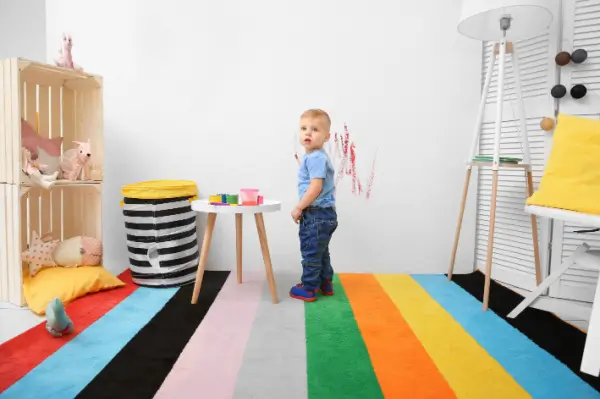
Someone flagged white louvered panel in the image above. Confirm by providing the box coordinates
[548,0,600,302]
[475,119,546,289]
[481,33,551,103]
[559,0,600,115]
[572,1,600,90]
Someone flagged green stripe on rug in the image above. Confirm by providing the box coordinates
[305,275,384,399]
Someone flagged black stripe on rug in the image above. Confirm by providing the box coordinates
[131,275,198,289]
[450,270,600,391]
[75,270,230,399]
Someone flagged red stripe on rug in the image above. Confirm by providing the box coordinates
[0,270,137,393]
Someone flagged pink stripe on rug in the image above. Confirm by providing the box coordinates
[154,272,265,399]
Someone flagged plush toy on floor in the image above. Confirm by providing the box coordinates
[45,298,74,337]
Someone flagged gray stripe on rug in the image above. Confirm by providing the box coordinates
[233,274,307,399]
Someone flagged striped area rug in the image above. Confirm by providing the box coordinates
[1,270,599,399]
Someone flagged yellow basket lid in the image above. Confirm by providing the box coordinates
[121,180,198,200]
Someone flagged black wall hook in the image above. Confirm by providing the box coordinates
[571,84,587,99]
[572,49,588,64]
[551,84,567,98]
[551,84,587,99]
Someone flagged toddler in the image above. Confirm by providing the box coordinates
[290,109,338,302]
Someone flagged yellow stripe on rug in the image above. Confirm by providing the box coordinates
[376,275,531,399]
[340,274,456,398]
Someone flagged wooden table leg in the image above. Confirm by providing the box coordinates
[483,169,499,311]
[448,167,472,280]
[236,214,243,284]
[191,213,217,304]
[255,213,278,304]
[526,170,542,285]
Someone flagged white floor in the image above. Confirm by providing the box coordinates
[0,301,44,344]
[0,281,590,344]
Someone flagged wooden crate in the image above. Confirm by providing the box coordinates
[0,58,103,306]
[0,58,104,184]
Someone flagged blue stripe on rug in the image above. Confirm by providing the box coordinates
[412,275,600,399]
[0,287,178,399]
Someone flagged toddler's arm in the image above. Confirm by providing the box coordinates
[296,178,323,211]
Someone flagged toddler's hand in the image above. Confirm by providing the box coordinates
[291,207,302,224]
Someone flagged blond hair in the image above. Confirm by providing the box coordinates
[300,109,331,131]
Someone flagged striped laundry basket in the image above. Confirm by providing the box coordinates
[121,180,199,288]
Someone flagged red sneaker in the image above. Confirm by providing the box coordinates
[319,280,334,296]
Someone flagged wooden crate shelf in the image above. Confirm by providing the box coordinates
[20,179,103,189]
[0,58,104,306]
[0,57,104,185]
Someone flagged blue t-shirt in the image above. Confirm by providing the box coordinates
[298,149,336,208]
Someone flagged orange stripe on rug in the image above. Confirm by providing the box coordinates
[340,274,457,399]
[0,270,136,393]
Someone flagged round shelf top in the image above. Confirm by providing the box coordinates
[191,199,282,214]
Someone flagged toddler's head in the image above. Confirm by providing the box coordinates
[299,109,331,152]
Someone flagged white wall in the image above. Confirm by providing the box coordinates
[0,0,46,61]
[45,0,482,277]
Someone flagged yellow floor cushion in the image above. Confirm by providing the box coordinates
[527,114,600,215]
[23,266,125,315]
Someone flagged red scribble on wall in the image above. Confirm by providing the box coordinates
[331,124,377,199]
[365,149,377,199]
[295,123,377,199]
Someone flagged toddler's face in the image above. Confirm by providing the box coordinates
[299,116,330,152]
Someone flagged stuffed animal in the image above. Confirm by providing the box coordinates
[21,147,59,189]
[22,231,103,277]
[53,235,103,267]
[45,298,74,337]
[54,33,83,71]
[59,140,92,180]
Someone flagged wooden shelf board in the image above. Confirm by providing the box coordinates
[20,180,103,188]
[470,161,530,169]
[17,58,102,90]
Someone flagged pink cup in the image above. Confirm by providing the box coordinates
[240,188,259,205]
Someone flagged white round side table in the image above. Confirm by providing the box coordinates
[190,199,282,304]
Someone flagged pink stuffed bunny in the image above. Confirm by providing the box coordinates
[54,33,83,71]
[59,141,92,180]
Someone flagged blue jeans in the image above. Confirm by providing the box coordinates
[299,206,338,291]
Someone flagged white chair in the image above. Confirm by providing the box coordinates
[508,205,600,377]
